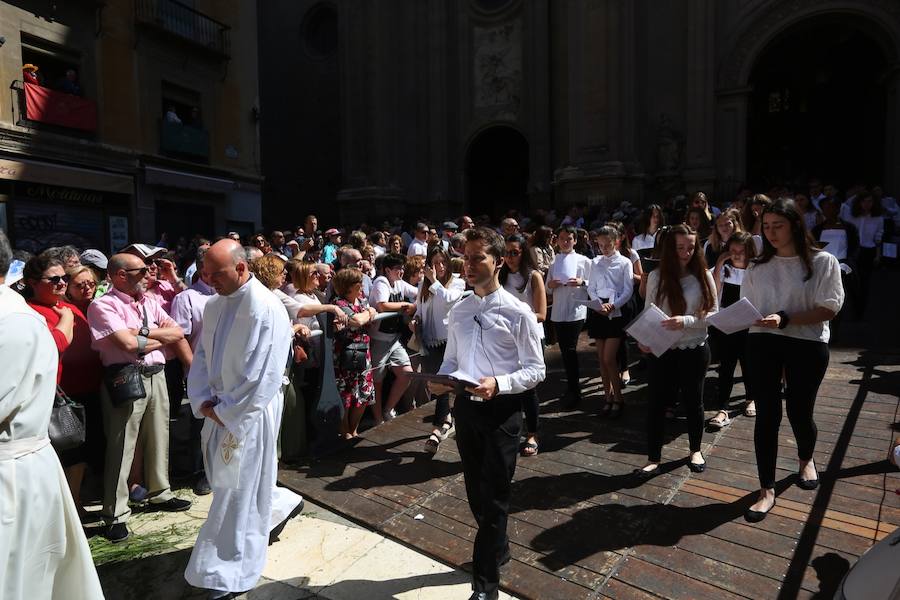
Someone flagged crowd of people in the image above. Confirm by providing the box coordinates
[1,178,898,600]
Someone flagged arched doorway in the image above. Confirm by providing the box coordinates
[466,126,529,220]
[746,18,889,190]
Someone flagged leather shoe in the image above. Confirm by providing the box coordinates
[797,477,819,491]
[632,465,659,480]
[193,475,212,496]
[688,460,706,473]
[149,497,192,512]
[105,522,130,543]
[468,591,499,600]
[269,499,304,545]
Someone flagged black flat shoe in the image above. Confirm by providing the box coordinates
[632,465,659,480]
[688,458,706,473]
[608,402,624,420]
[744,501,775,523]
[468,592,499,600]
[797,477,819,490]
[269,499,305,545]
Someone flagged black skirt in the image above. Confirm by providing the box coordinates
[588,311,626,339]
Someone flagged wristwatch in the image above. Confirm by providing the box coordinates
[138,325,150,337]
[136,334,148,356]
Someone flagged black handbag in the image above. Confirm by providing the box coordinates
[340,342,369,372]
[49,387,86,451]
[377,290,404,335]
[104,363,146,406]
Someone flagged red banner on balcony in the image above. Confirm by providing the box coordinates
[24,82,98,132]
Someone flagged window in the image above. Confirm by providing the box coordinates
[20,33,83,96]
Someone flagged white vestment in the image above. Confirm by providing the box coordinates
[184,276,300,593]
[0,286,104,600]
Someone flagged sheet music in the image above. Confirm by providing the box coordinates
[706,297,762,335]
[624,303,683,357]
[575,299,606,313]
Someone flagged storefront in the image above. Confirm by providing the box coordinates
[0,156,134,254]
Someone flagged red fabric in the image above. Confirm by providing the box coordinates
[28,300,102,394]
[24,82,98,132]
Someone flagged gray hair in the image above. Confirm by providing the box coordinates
[44,245,80,264]
[0,230,12,277]
[196,245,209,267]
[243,245,263,262]
[231,244,248,265]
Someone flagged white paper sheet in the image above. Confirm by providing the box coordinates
[883,242,898,259]
[624,303,682,357]
[554,253,580,282]
[819,229,849,260]
[706,297,762,335]
[575,299,606,313]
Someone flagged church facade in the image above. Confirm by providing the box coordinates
[258,0,900,226]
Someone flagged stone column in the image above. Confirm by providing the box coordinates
[884,65,900,195]
[714,86,752,204]
[682,0,716,195]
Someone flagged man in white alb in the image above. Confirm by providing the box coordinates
[184,240,302,599]
[430,227,545,600]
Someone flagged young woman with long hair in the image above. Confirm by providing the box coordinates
[412,246,466,453]
[586,226,633,419]
[741,199,844,522]
[635,224,718,478]
[607,220,643,386]
[528,225,555,275]
[844,190,884,316]
[794,193,822,232]
[500,234,547,456]
[742,193,772,253]
[708,232,757,428]
[632,204,665,252]
[704,209,744,267]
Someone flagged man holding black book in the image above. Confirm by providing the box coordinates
[429,227,545,600]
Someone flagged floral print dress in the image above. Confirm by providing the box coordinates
[333,298,375,409]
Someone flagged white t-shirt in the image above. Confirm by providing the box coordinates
[369,275,417,342]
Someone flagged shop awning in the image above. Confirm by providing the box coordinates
[0,157,133,194]
[143,166,236,193]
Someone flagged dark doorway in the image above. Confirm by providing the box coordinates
[156,200,215,243]
[466,126,529,220]
[747,19,888,191]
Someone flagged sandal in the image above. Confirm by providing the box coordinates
[708,411,732,429]
[520,441,539,457]
[424,433,441,454]
[744,401,757,417]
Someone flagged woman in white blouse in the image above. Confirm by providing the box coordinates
[844,190,884,316]
[741,199,844,523]
[586,226,633,419]
[500,233,547,456]
[632,204,665,252]
[635,224,718,479]
[411,246,467,453]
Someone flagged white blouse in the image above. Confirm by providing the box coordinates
[741,251,844,343]
[844,214,884,249]
[503,271,544,339]
[645,269,718,349]
[632,233,656,252]
[587,251,633,318]
[547,252,592,323]
[416,275,466,346]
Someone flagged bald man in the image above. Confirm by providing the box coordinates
[184,240,302,599]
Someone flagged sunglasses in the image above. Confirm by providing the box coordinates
[123,267,150,276]
[74,280,97,290]
[41,275,69,285]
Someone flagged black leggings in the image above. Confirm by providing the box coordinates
[646,345,709,463]
[716,329,751,410]
[747,333,829,489]
[420,343,452,427]
[553,320,584,396]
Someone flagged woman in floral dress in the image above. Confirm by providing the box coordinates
[332,268,377,437]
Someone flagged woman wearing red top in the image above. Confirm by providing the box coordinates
[23,254,103,518]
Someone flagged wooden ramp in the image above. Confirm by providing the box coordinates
[279,344,900,600]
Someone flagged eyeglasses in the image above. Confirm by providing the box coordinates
[123,267,150,276]
[505,250,521,257]
[41,275,69,285]
[74,280,96,290]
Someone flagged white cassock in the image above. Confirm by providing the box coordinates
[184,276,301,593]
[0,286,104,599]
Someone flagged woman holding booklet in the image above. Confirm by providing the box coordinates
[635,224,718,478]
[709,231,758,428]
[586,225,633,419]
[740,199,844,523]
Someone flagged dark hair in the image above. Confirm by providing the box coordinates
[722,231,757,278]
[655,224,715,316]
[333,267,363,298]
[421,245,453,303]
[378,252,406,277]
[530,225,553,248]
[0,230,11,277]
[753,198,818,281]
[596,225,620,242]
[638,204,665,235]
[555,225,577,237]
[463,227,505,262]
[21,252,65,299]
[742,193,772,232]
[850,190,883,218]
[685,207,712,239]
[498,233,537,293]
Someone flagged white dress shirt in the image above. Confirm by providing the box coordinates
[438,286,545,395]
[547,251,591,322]
[587,251,634,318]
[417,275,466,346]
[844,214,884,249]
[407,238,428,257]
[632,233,656,252]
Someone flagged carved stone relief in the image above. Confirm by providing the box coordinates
[473,20,522,121]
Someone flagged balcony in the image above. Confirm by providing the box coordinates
[10,81,98,134]
[135,0,230,58]
[159,119,210,161]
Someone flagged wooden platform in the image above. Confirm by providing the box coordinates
[279,343,900,600]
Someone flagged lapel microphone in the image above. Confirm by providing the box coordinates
[473,315,482,327]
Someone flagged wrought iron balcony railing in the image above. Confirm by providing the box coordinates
[135,0,230,58]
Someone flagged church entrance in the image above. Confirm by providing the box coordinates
[747,18,888,190]
[466,126,529,220]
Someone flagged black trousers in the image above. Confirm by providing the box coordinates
[716,329,751,410]
[553,320,584,396]
[747,333,829,489]
[646,345,709,463]
[856,246,876,315]
[454,393,526,593]
[420,343,452,427]
[521,341,545,434]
